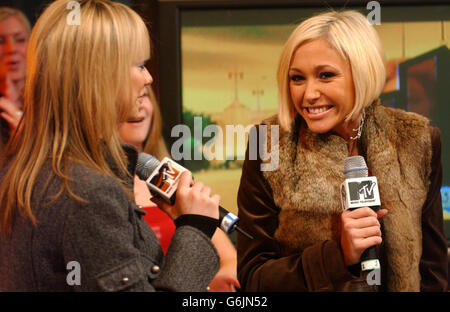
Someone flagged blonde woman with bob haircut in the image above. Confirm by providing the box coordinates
[237,10,447,292]
[0,0,221,292]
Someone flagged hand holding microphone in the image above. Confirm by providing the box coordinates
[340,207,387,267]
[152,170,219,221]
[340,156,388,271]
[137,153,253,239]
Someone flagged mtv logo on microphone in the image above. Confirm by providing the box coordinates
[145,157,188,204]
[341,176,381,210]
[348,180,377,201]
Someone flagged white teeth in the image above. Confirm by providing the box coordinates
[308,107,329,114]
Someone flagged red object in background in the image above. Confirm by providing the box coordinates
[142,205,176,254]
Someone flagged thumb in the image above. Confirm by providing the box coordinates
[377,209,388,219]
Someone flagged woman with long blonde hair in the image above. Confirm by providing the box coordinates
[0,0,220,292]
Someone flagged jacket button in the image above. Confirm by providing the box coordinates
[122,277,129,284]
[151,265,160,273]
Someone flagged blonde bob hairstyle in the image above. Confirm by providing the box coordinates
[0,6,31,35]
[0,0,150,235]
[277,10,386,131]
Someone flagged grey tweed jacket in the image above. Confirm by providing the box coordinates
[0,144,219,291]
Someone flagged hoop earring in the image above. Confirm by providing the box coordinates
[349,109,365,141]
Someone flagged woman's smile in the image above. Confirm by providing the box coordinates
[289,38,357,139]
[303,105,334,119]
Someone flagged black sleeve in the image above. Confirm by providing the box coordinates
[174,214,218,239]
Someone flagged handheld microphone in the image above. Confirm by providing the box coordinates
[136,152,253,240]
[340,156,381,272]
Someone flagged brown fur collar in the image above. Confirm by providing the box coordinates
[261,102,432,291]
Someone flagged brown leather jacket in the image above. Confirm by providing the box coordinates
[237,106,448,292]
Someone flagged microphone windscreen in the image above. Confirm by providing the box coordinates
[344,156,368,179]
[136,152,161,180]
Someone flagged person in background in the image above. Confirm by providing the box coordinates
[0,0,220,292]
[237,10,447,292]
[0,7,30,149]
[118,85,240,292]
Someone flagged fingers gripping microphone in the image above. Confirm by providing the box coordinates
[136,152,253,240]
[341,156,381,272]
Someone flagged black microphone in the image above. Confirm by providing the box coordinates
[340,156,381,272]
[136,152,253,240]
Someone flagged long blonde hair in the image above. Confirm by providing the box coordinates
[0,0,150,235]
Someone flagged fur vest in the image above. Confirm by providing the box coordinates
[261,102,432,291]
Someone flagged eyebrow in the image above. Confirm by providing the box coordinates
[0,32,27,37]
[289,64,339,73]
